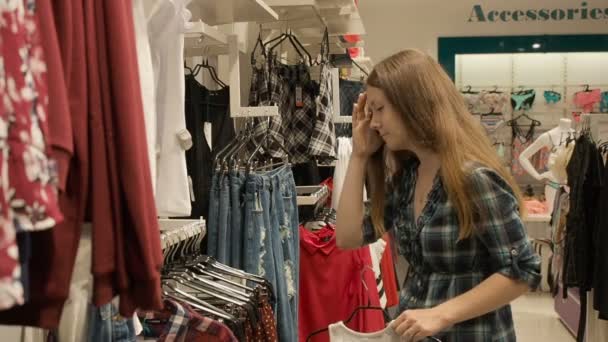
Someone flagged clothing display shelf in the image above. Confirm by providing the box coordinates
[264,0,325,24]
[261,0,366,55]
[296,185,329,206]
[188,0,278,26]
[183,20,247,56]
[159,220,206,250]
[334,116,352,123]
[184,20,228,47]
[523,214,551,223]
[262,0,364,35]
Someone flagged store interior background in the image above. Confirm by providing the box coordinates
[1,0,606,341]
[357,1,608,341]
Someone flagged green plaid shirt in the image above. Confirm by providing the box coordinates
[363,158,541,342]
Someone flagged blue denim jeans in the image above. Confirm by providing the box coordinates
[206,172,220,257]
[269,166,299,341]
[242,178,275,290]
[242,182,260,275]
[229,170,245,268]
[244,166,298,342]
[269,166,299,332]
[88,302,136,342]
[216,173,232,264]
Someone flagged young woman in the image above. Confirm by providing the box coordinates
[335,49,541,342]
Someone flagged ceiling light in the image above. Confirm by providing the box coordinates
[532,43,541,49]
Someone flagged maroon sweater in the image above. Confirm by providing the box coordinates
[0,0,162,327]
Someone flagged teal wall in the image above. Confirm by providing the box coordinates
[438,34,608,81]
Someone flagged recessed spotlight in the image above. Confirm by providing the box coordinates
[532,43,541,49]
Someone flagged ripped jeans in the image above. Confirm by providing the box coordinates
[242,166,299,342]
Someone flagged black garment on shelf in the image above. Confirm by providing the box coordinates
[339,78,365,116]
[593,157,608,320]
[292,160,321,186]
[184,75,235,219]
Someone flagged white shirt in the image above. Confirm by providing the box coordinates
[369,239,387,308]
[332,137,367,210]
[329,321,400,341]
[132,0,157,195]
[145,0,193,217]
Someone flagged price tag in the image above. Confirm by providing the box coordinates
[295,86,303,108]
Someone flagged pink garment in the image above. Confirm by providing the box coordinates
[573,89,601,112]
[524,200,548,214]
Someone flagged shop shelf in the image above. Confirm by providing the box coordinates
[188,0,279,26]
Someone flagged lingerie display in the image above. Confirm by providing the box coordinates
[573,88,601,112]
[544,90,562,104]
[511,89,536,111]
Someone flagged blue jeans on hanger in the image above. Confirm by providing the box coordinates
[229,170,246,269]
[258,172,295,342]
[269,166,300,332]
[216,174,232,264]
[206,172,220,257]
[243,178,275,292]
[88,302,136,342]
[241,166,300,342]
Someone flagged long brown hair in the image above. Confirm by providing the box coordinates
[366,49,523,240]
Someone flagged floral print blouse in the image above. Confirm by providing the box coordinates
[0,0,62,309]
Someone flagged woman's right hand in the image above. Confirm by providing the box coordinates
[352,93,383,158]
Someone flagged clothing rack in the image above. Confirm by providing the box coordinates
[158,218,204,231]
[581,113,608,141]
[296,185,329,206]
[160,220,206,250]
[296,185,330,224]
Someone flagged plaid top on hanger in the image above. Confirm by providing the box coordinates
[308,63,336,161]
[248,56,318,164]
[248,60,285,159]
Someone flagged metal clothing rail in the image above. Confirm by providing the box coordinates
[581,113,608,141]
[296,185,329,207]
[159,219,206,250]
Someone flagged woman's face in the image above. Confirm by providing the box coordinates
[366,86,411,151]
